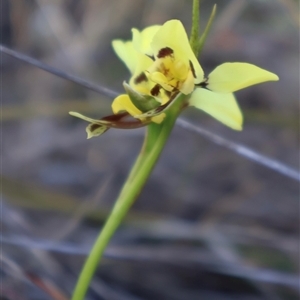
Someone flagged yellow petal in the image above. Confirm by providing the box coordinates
[151,20,204,83]
[147,71,173,91]
[112,94,142,116]
[112,40,137,74]
[129,53,154,89]
[133,110,166,124]
[132,25,161,56]
[180,70,195,95]
[207,62,279,93]
[112,94,163,123]
[189,88,243,130]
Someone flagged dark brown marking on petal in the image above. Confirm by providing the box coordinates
[196,82,208,88]
[157,47,174,58]
[141,90,181,118]
[134,72,148,84]
[165,90,172,97]
[85,113,147,130]
[201,82,208,88]
[189,60,196,78]
[196,76,208,88]
[150,84,161,96]
[146,54,155,61]
[158,91,179,111]
[110,117,149,129]
[102,112,128,122]
[152,91,179,113]
[169,91,180,102]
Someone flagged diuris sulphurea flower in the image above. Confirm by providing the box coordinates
[70,19,278,137]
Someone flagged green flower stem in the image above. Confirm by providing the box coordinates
[72,95,186,300]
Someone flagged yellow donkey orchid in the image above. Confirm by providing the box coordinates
[111,20,204,124]
[112,19,278,130]
[70,19,278,137]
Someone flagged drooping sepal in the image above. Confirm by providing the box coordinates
[69,111,148,139]
[189,88,243,130]
[86,123,109,139]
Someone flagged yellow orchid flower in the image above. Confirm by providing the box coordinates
[111,20,204,123]
[70,19,279,138]
[112,19,279,130]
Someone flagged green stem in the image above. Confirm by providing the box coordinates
[71,95,185,300]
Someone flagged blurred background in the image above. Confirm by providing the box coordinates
[1,0,299,299]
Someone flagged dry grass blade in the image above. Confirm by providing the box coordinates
[1,254,68,300]
[2,236,299,290]
[0,44,118,98]
[177,119,300,182]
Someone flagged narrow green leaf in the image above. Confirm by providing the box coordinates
[198,4,217,55]
[189,0,200,56]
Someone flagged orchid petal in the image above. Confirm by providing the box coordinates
[180,71,195,95]
[132,25,161,56]
[112,94,142,116]
[112,40,137,74]
[207,62,279,93]
[189,88,243,130]
[112,94,164,124]
[148,71,173,92]
[151,20,204,83]
[129,53,154,90]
